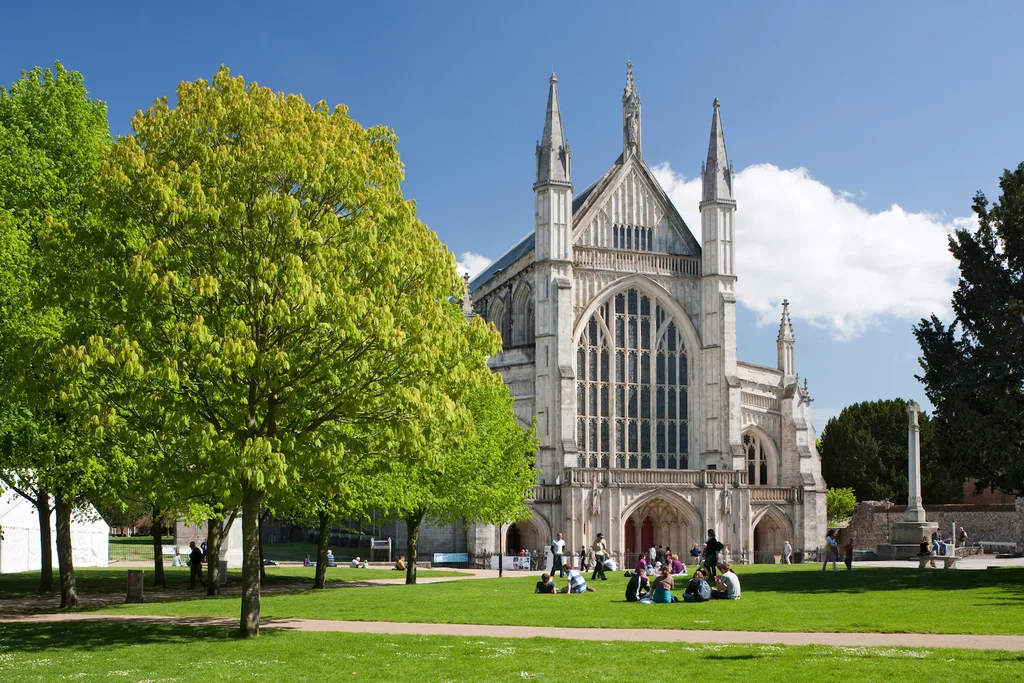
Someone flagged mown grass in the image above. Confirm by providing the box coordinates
[0,621,1020,682]
[103,564,1024,635]
[0,566,467,602]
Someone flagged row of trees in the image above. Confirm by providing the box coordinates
[0,63,536,636]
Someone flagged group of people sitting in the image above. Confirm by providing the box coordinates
[624,562,741,603]
[534,559,597,594]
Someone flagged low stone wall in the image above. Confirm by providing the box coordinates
[843,500,1018,551]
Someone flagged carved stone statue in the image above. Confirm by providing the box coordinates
[627,111,638,147]
[590,477,602,516]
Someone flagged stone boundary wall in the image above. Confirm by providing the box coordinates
[843,500,1018,550]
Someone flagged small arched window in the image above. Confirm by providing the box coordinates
[743,432,769,485]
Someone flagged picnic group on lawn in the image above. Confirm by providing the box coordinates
[536,528,741,602]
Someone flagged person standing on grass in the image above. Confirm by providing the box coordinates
[690,543,701,564]
[702,530,724,579]
[188,541,206,589]
[844,539,854,570]
[783,540,793,564]
[655,544,666,566]
[591,533,609,581]
[822,529,839,571]
[551,532,566,578]
[648,545,657,566]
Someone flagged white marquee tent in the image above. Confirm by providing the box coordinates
[0,484,108,574]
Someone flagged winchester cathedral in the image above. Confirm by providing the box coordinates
[403,64,826,565]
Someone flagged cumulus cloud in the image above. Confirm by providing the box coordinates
[652,163,972,340]
[456,251,493,279]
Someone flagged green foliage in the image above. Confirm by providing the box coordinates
[826,487,856,525]
[819,399,962,503]
[915,163,1024,496]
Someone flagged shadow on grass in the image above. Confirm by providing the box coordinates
[741,566,1024,598]
[0,620,266,652]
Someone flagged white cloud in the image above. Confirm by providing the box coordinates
[456,251,492,279]
[652,163,973,340]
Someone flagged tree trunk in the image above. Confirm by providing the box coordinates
[258,511,266,581]
[239,480,264,637]
[313,511,330,589]
[405,508,424,585]
[36,488,53,593]
[151,506,166,588]
[54,494,77,608]
[206,517,223,596]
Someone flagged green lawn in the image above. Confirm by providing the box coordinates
[0,620,1020,682]
[0,566,467,601]
[102,564,1024,635]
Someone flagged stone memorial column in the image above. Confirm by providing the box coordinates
[904,401,926,523]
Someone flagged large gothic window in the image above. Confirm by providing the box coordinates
[576,288,688,469]
[744,433,769,485]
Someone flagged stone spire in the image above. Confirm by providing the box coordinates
[461,273,474,321]
[777,299,795,377]
[535,73,571,187]
[701,98,734,205]
[622,60,642,158]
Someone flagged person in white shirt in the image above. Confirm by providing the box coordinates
[551,532,566,578]
[648,545,656,566]
[822,530,839,571]
[783,541,793,564]
[710,562,741,600]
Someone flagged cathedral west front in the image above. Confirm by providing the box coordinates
[407,64,826,566]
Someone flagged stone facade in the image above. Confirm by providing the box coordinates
[410,65,828,566]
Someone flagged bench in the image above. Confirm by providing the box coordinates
[917,554,958,569]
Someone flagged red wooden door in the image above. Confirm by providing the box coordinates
[624,519,636,554]
[641,517,654,551]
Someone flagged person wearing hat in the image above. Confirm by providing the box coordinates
[591,533,609,581]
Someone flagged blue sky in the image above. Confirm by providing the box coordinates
[3,1,1022,431]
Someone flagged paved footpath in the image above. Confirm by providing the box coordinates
[3,612,1022,651]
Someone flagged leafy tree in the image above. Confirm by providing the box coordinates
[0,63,116,607]
[915,163,1024,496]
[819,399,962,504]
[389,359,538,585]
[826,487,856,525]
[78,67,482,636]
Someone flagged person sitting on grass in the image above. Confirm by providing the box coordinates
[535,572,557,594]
[651,564,678,603]
[560,560,596,593]
[394,555,406,571]
[625,570,651,602]
[670,553,687,577]
[303,555,312,567]
[683,569,712,602]
[710,562,741,600]
[326,549,335,567]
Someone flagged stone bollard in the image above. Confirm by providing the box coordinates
[219,560,228,586]
[126,570,144,603]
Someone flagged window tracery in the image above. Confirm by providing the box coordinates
[576,288,688,469]
[744,432,769,485]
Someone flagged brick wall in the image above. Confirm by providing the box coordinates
[843,500,1018,550]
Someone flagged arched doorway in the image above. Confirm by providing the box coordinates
[622,493,701,558]
[505,524,522,554]
[753,507,793,563]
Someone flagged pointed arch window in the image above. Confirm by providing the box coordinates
[577,288,687,469]
[744,433,769,485]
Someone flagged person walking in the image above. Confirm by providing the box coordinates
[702,529,724,579]
[783,540,793,564]
[578,545,589,572]
[550,533,566,577]
[188,541,206,589]
[822,529,839,571]
[591,533,609,581]
[843,538,854,570]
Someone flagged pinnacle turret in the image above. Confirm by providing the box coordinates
[536,73,571,187]
[701,98,733,205]
[777,299,796,376]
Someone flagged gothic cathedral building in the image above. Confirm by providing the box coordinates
[462,64,826,565]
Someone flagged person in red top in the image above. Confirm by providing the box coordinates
[843,539,854,571]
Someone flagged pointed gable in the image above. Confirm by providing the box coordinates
[572,154,701,258]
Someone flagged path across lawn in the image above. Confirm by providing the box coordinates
[4,612,1023,651]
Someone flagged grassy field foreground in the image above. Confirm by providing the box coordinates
[0,621,1020,682]
[103,564,1024,635]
